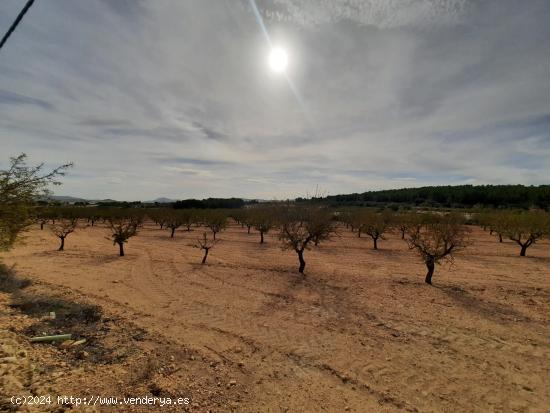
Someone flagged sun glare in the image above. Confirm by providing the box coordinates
[268,47,288,73]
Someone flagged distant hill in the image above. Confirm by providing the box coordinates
[147,197,177,204]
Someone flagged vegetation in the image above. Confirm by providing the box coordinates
[358,211,393,250]
[278,206,336,274]
[50,218,78,251]
[107,214,142,256]
[303,185,550,209]
[165,211,184,238]
[501,212,549,256]
[251,207,277,244]
[174,198,246,209]
[406,214,470,284]
[0,154,71,251]
[203,211,228,240]
[194,232,218,264]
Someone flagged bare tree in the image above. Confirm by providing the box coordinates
[479,211,508,243]
[395,211,419,240]
[359,210,393,250]
[406,214,470,285]
[164,211,184,238]
[180,209,197,231]
[251,208,277,244]
[279,206,336,274]
[204,211,227,240]
[50,218,78,251]
[194,232,218,264]
[502,212,549,256]
[149,209,168,229]
[107,215,142,256]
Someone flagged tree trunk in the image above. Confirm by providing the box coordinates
[160,223,164,229]
[499,234,502,243]
[357,229,361,238]
[401,229,405,239]
[297,249,306,274]
[58,236,65,251]
[520,244,528,256]
[373,237,378,250]
[91,220,95,227]
[118,242,124,257]
[213,231,216,240]
[247,225,251,234]
[425,259,435,284]
[40,222,44,230]
[171,227,175,238]
[201,248,209,264]
[260,231,264,244]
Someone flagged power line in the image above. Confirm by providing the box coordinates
[0,0,36,51]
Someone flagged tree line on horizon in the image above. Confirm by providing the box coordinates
[299,184,550,209]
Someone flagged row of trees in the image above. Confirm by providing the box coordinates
[477,211,550,256]
[35,204,550,283]
[3,154,548,286]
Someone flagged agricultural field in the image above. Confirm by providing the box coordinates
[2,218,549,412]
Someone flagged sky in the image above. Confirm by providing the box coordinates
[1,0,549,201]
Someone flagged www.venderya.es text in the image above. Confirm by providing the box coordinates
[10,395,190,407]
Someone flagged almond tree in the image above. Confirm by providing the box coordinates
[279,206,336,274]
[251,208,277,244]
[165,211,184,238]
[37,207,55,230]
[194,232,218,264]
[204,211,227,240]
[395,211,418,240]
[406,214,470,285]
[359,210,393,250]
[180,209,197,231]
[502,212,549,256]
[149,209,168,229]
[107,215,142,256]
[50,217,78,251]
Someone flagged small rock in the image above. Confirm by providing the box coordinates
[234,347,242,353]
[229,379,237,386]
[77,351,89,360]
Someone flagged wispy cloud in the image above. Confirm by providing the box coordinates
[0,0,549,200]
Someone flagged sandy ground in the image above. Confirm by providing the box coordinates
[1,221,549,412]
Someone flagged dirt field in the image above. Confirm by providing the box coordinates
[1,222,549,412]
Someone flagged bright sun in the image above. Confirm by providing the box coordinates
[268,47,288,73]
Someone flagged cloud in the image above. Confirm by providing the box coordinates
[256,0,471,28]
[0,0,549,200]
[0,89,55,111]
